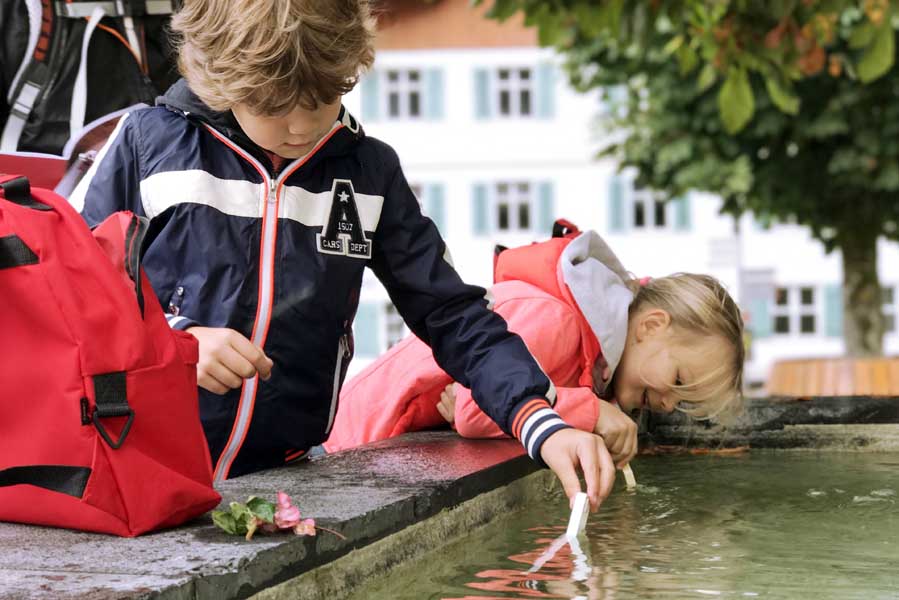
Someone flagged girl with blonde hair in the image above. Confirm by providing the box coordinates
[325,222,745,468]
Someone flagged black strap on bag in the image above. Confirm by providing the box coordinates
[92,372,135,449]
[0,465,91,498]
[0,235,38,269]
[0,176,52,211]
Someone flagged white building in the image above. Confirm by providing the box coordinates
[341,0,899,389]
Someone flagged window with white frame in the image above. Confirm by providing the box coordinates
[384,69,423,119]
[799,286,816,333]
[632,187,668,229]
[883,286,896,333]
[494,68,533,117]
[494,182,533,233]
[773,287,790,334]
[772,286,817,335]
[384,302,407,349]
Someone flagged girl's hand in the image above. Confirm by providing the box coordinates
[186,326,273,394]
[594,399,638,468]
[436,383,456,424]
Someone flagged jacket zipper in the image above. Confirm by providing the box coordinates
[202,122,343,482]
[212,150,283,483]
[325,333,351,434]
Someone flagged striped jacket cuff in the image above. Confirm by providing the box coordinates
[510,397,571,467]
[166,314,199,331]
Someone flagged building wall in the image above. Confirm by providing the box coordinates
[375,0,536,49]
[340,1,899,387]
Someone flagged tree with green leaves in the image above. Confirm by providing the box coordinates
[476,0,899,356]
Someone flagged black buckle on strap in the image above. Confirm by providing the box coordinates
[92,408,135,450]
[92,372,135,449]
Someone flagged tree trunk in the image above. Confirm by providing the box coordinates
[840,232,884,357]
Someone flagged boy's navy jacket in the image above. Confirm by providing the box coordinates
[72,80,570,480]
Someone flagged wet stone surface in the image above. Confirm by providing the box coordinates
[647,395,899,448]
[0,432,535,600]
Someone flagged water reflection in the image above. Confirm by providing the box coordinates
[348,453,899,600]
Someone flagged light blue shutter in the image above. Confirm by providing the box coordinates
[426,183,446,235]
[537,181,555,234]
[674,195,691,231]
[353,302,381,357]
[474,68,491,119]
[425,68,444,120]
[472,183,488,235]
[608,176,625,233]
[536,62,556,119]
[361,72,380,122]
[824,284,843,337]
[748,298,771,338]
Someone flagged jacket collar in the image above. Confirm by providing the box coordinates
[157,79,364,175]
[558,231,634,378]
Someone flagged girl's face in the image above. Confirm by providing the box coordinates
[232,99,342,159]
[613,308,729,415]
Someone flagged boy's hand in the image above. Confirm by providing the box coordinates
[186,327,273,394]
[436,383,456,424]
[594,399,638,468]
[540,428,615,512]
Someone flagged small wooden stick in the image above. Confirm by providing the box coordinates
[622,463,637,490]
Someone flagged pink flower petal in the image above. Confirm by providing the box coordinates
[276,491,292,509]
[274,505,301,528]
[293,519,316,536]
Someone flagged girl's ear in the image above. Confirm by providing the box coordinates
[635,308,672,342]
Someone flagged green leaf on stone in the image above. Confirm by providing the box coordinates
[858,22,895,83]
[718,67,755,133]
[247,497,276,523]
[230,501,251,520]
[212,510,240,535]
[764,77,800,114]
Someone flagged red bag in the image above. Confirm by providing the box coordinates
[0,175,220,536]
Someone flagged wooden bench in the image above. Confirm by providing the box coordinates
[767,357,899,397]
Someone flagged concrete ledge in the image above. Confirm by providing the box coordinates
[647,396,899,449]
[252,469,559,600]
[0,432,537,600]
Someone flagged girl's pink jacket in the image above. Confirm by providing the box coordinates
[324,231,634,453]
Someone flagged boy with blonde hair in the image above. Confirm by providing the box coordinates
[72,0,613,509]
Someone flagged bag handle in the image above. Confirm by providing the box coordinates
[0,176,52,211]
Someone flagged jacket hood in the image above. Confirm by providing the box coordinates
[559,231,633,377]
[157,79,364,170]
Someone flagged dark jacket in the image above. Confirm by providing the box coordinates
[73,80,570,479]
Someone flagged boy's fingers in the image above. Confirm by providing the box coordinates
[554,457,582,509]
[227,331,273,379]
[217,344,258,379]
[197,370,228,395]
[206,360,243,390]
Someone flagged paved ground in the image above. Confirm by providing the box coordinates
[0,432,536,600]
